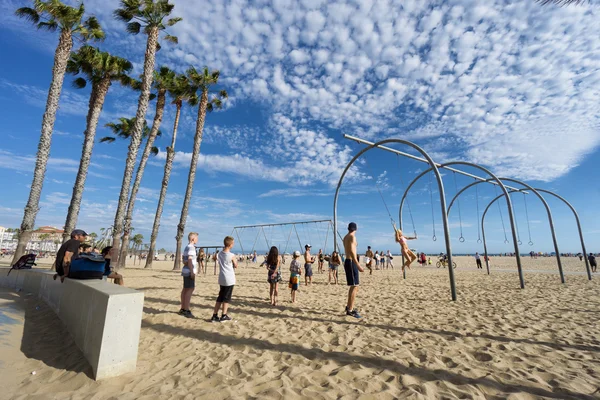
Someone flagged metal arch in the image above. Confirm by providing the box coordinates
[333,138,457,301]
[534,188,592,280]
[398,161,525,289]
[499,178,564,283]
[481,191,518,276]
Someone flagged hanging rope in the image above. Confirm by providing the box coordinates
[323,222,330,254]
[250,228,261,253]
[523,192,534,246]
[293,224,302,252]
[493,185,509,244]
[428,171,437,241]
[396,155,417,236]
[475,180,482,244]
[453,172,465,242]
[282,225,294,255]
[362,152,396,229]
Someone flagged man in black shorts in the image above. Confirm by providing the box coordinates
[54,229,87,282]
[343,222,364,319]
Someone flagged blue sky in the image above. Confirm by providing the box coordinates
[0,0,599,255]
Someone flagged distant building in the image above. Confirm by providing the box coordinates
[0,225,64,253]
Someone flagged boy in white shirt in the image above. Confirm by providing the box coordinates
[179,232,198,318]
[211,236,238,322]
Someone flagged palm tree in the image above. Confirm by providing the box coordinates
[173,67,227,271]
[117,66,175,269]
[62,46,132,243]
[111,0,181,266]
[88,232,98,247]
[131,233,144,265]
[145,73,195,269]
[100,117,158,145]
[11,0,104,264]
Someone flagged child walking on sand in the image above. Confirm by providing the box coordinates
[289,251,302,303]
[266,246,281,306]
[211,236,238,322]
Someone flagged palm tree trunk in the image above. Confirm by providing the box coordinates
[12,29,73,264]
[146,102,181,269]
[117,89,166,269]
[173,89,208,271]
[62,78,111,243]
[111,26,159,266]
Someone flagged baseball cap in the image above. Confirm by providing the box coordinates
[305,244,311,248]
[293,250,301,257]
[348,222,357,232]
[71,229,88,237]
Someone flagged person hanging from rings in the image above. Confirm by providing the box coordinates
[394,227,417,271]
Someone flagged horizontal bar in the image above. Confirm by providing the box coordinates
[344,134,528,193]
[233,219,332,229]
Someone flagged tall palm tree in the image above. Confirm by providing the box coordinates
[117,66,175,269]
[11,0,104,264]
[173,67,227,271]
[101,117,158,145]
[145,73,195,269]
[111,0,181,266]
[62,46,132,243]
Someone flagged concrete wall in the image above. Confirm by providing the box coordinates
[0,268,144,380]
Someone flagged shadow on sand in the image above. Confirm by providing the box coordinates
[0,290,93,379]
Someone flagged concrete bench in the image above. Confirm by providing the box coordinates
[0,268,144,380]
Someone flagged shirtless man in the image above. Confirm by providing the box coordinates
[343,222,364,319]
[365,246,374,275]
[304,244,315,285]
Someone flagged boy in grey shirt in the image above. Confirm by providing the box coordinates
[211,236,238,322]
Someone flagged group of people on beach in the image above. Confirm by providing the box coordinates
[176,222,420,320]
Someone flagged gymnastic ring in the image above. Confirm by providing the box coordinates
[477,239,482,244]
[504,239,509,244]
[518,240,522,245]
[528,241,534,246]
[432,235,437,242]
[459,237,465,243]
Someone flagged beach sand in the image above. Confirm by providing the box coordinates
[1,255,599,399]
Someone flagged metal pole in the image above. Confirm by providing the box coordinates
[535,188,592,280]
[334,138,456,300]
[293,225,303,253]
[500,178,564,284]
[346,135,527,193]
[233,219,332,229]
[323,222,330,254]
[261,227,270,250]
[482,191,518,281]
[282,225,294,255]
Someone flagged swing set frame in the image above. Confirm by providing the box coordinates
[334,135,592,302]
[231,220,338,259]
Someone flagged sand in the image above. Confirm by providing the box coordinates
[1,255,599,399]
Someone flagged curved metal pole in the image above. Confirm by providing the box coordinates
[535,188,592,280]
[481,191,517,275]
[399,167,434,232]
[448,179,567,283]
[499,178,564,283]
[398,162,524,288]
[447,178,497,215]
[334,139,457,301]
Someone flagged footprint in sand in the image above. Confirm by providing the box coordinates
[473,352,493,362]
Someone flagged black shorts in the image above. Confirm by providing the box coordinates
[183,276,195,289]
[69,270,103,280]
[344,259,360,286]
[216,285,234,303]
[476,259,482,267]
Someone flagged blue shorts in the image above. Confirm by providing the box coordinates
[344,259,360,286]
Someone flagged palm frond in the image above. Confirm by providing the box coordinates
[206,102,213,113]
[219,89,228,99]
[113,8,134,22]
[166,17,182,26]
[149,93,157,101]
[15,6,40,24]
[536,0,588,4]
[100,136,116,143]
[72,77,87,89]
[163,34,178,44]
[37,20,58,31]
[81,16,105,41]
[126,21,141,34]
[150,146,159,155]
